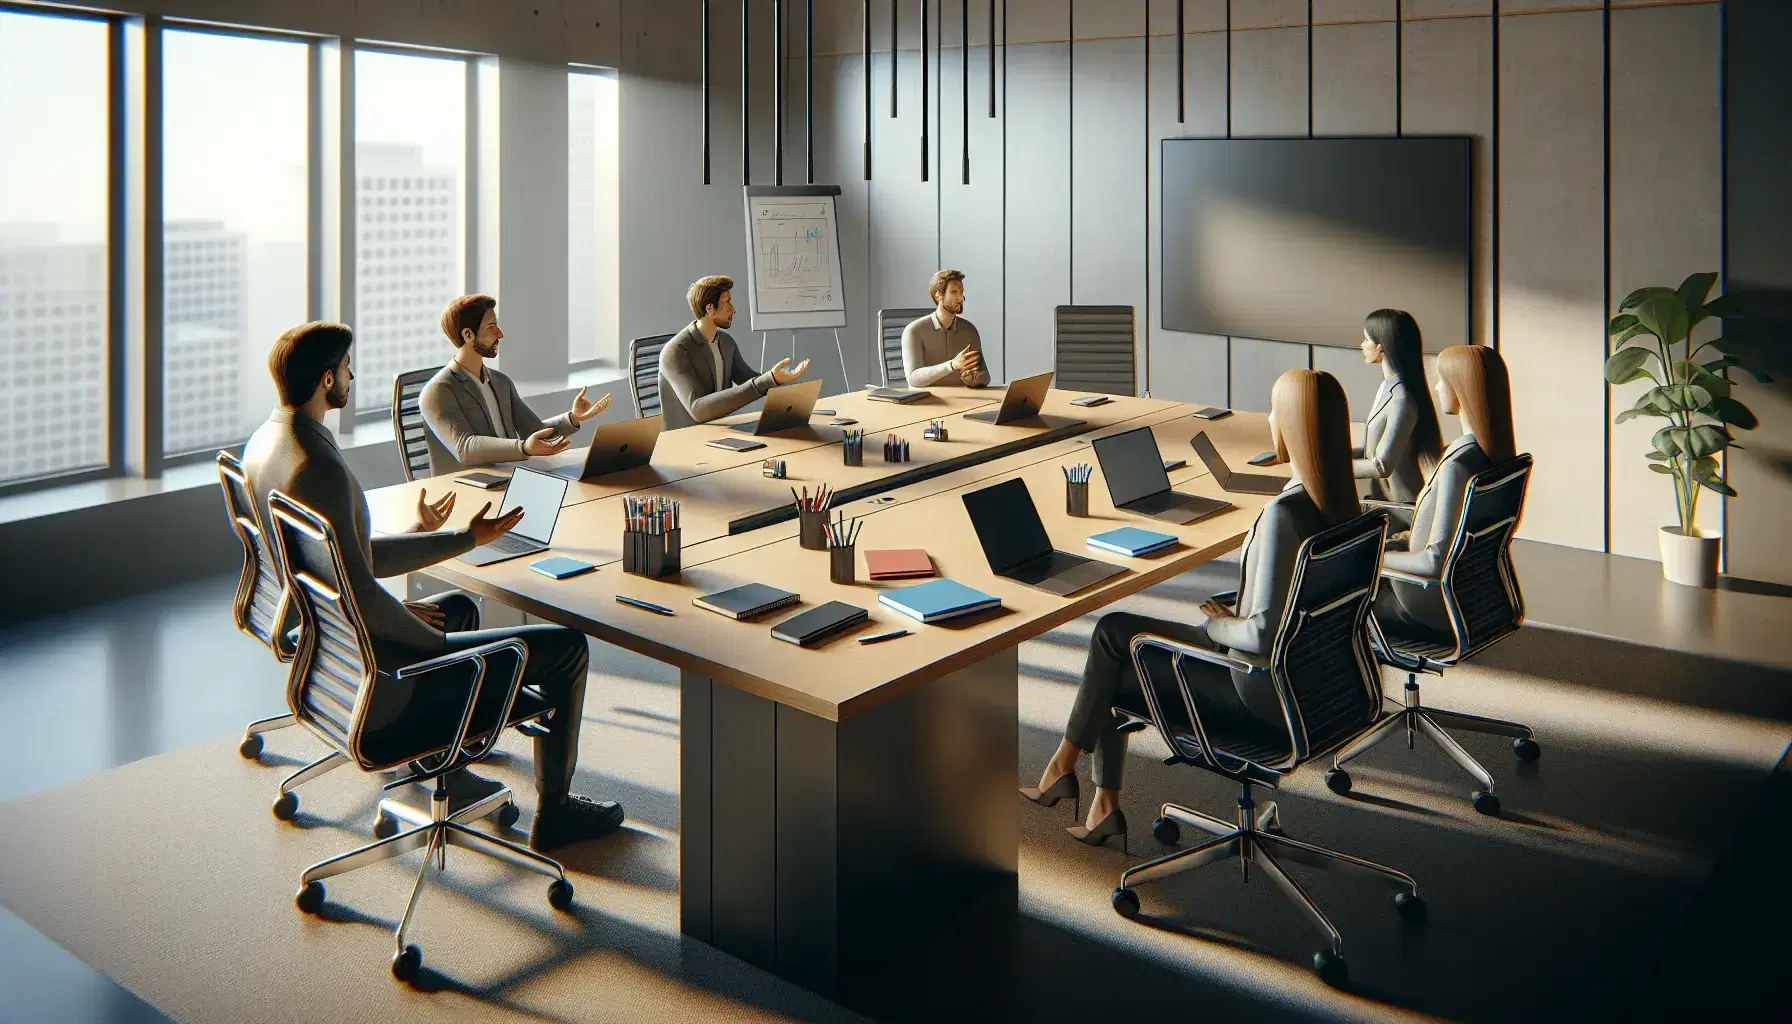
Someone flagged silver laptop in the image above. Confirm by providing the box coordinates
[1092,426,1232,525]
[962,477,1126,596]
[1190,431,1286,496]
[965,371,1054,425]
[555,415,662,482]
[458,466,569,566]
[730,378,824,435]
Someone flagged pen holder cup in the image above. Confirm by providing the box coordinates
[829,544,856,584]
[1066,481,1089,518]
[623,527,681,579]
[843,440,863,467]
[799,508,830,551]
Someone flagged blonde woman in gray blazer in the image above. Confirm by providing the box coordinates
[1022,369,1362,848]
[1353,309,1443,503]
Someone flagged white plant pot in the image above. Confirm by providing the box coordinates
[1659,527,1719,589]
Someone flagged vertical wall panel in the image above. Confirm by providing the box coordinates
[1231,338,1310,412]
[1499,10,1606,549]
[1003,41,1072,378]
[1607,3,1723,559]
[869,47,940,336]
[809,54,876,393]
[1312,22,1396,137]
[1314,345,1386,421]
[939,9,1008,381]
[1072,26,1148,384]
[1230,26,1308,136]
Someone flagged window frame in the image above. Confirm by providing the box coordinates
[566,63,621,374]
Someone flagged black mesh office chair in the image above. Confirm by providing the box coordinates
[878,307,932,387]
[217,451,301,759]
[1109,509,1425,987]
[629,333,674,418]
[267,490,574,982]
[1054,305,1136,396]
[1329,456,1538,817]
[391,367,439,483]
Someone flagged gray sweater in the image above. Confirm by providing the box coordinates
[419,363,578,475]
[657,323,777,429]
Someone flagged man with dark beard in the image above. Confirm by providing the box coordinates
[418,293,614,474]
[242,321,627,850]
[657,274,810,428]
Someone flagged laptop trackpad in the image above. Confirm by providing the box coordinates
[1042,560,1126,596]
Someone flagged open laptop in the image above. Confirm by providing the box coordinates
[964,371,1054,425]
[730,378,824,435]
[459,466,569,566]
[1092,426,1232,524]
[554,415,662,482]
[1190,431,1287,496]
[962,477,1127,596]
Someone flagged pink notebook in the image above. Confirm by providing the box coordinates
[863,549,936,581]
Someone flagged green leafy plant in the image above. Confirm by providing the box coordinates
[1606,272,1771,535]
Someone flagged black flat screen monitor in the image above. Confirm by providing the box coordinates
[1161,137,1471,353]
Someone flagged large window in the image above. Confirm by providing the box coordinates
[567,68,619,366]
[0,11,110,486]
[352,49,468,415]
[161,28,310,456]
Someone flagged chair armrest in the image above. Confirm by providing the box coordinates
[1207,590,1238,607]
[1379,566,1440,589]
[1129,633,1275,781]
[1138,633,1267,678]
[1365,613,1427,672]
[1362,499,1415,513]
[382,638,529,784]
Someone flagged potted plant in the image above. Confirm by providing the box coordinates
[1605,272,1769,588]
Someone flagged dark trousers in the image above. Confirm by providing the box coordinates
[1065,612,1266,789]
[384,593,590,802]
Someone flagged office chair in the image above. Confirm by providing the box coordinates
[629,333,675,418]
[217,451,302,760]
[1053,305,1136,396]
[1328,456,1539,817]
[267,490,573,982]
[877,307,933,387]
[1110,509,1425,987]
[391,367,440,483]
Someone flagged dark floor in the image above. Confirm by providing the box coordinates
[3,572,1791,1023]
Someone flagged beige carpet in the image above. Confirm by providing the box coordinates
[2,574,1788,1023]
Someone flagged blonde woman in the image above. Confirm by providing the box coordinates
[1023,370,1362,846]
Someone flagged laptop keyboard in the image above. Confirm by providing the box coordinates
[484,532,539,555]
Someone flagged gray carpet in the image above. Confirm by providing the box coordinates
[1,569,1786,1023]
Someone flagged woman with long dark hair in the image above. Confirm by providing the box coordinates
[1355,309,1444,502]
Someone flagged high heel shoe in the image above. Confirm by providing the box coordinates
[1067,808,1127,848]
[1019,771,1079,808]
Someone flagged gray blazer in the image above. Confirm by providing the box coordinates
[1353,377,1426,503]
[418,363,577,475]
[1377,434,1492,636]
[657,323,777,429]
[243,409,475,665]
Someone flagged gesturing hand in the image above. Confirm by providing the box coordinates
[769,357,811,385]
[523,426,571,457]
[469,501,526,546]
[405,602,446,629]
[414,488,456,532]
[951,346,982,373]
[569,387,612,425]
[1198,598,1235,622]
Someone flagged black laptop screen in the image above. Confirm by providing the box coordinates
[962,478,1053,573]
[1091,427,1171,508]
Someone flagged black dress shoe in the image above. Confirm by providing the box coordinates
[530,794,625,852]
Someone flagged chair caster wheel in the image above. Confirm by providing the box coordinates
[239,734,264,759]
[1152,817,1181,845]
[272,792,299,821]
[294,881,324,915]
[1513,737,1540,761]
[1394,891,1427,924]
[372,813,398,839]
[392,944,421,983]
[1472,790,1501,816]
[1325,768,1352,795]
[496,801,521,829]
[548,878,575,910]
[1313,950,1349,987]
[1111,886,1140,919]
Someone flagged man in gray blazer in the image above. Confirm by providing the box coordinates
[419,294,614,475]
[657,275,809,429]
[243,321,625,851]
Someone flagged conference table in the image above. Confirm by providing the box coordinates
[367,385,1286,999]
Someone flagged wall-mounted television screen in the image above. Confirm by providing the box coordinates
[1160,137,1472,353]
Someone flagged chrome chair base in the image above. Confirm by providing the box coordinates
[1113,784,1423,987]
[294,782,573,983]
[238,712,298,759]
[1327,674,1539,815]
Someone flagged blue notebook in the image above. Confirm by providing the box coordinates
[1086,526,1179,558]
[877,578,1002,624]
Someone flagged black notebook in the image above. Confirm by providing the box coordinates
[771,601,869,647]
[692,582,801,621]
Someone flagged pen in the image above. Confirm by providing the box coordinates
[857,628,911,644]
[616,595,675,616]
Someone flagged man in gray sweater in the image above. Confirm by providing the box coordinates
[243,321,625,851]
[657,275,809,429]
[901,269,990,388]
